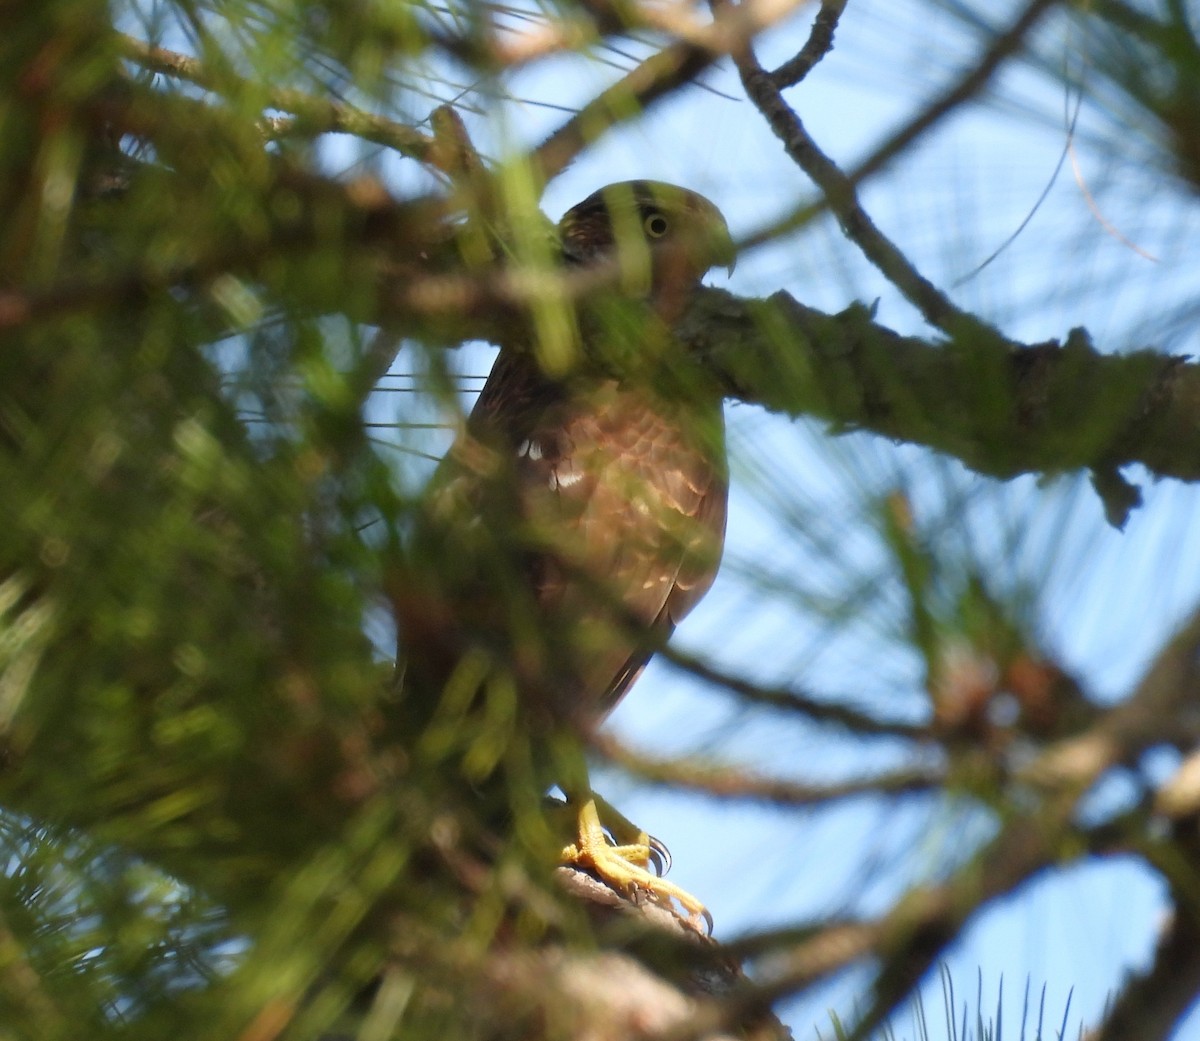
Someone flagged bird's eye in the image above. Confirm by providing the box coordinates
[643,212,669,238]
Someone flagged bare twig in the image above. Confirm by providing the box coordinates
[743,0,1064,261]
[591,732,942,804]
[770,0,847,88]
[714,10,982,336]
[850,0,1063,198]
[529,0,810,188]
[530,39,720,186]
[658,642,928,739]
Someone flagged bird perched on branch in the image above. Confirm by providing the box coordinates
[405,180,734,928]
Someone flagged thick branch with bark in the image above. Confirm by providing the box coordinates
[681,289,1196,492]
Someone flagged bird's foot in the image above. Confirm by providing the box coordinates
[561,798,712,933]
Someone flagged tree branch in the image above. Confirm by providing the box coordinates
[591,733,943,805]
[717,10,981,338]
[118,35,441,165]
[747,0,1064,250]
[24,74,1200,507]
[530,39,720,187]
[683,290,1199,490]
[1081,810,1200,1041]
[770,0,847,89]
[705,603,1200,1036]
[529,0,810,187]
[658,642,928,739]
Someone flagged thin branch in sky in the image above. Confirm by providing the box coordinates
[718,8,984,336]
[592,732,944,804]
[659,641,930,739]
[770,0,848,89]
[1068,139,1159,262]
[529,0,807,186]
[531,38,722,186]
[742,0,1065,262]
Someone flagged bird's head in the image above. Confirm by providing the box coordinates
[558,181,735,302]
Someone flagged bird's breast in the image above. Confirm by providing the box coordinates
[514,380,727,621]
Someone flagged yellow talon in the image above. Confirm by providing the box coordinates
[561,797,712,933]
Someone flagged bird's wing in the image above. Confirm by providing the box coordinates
[513,378,726,715]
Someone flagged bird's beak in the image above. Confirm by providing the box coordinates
[711,219,737,278]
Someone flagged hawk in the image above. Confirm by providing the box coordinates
[415,181,734,925]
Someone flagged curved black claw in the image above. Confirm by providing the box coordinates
[564,799,711,932]
[646,834,672,877]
